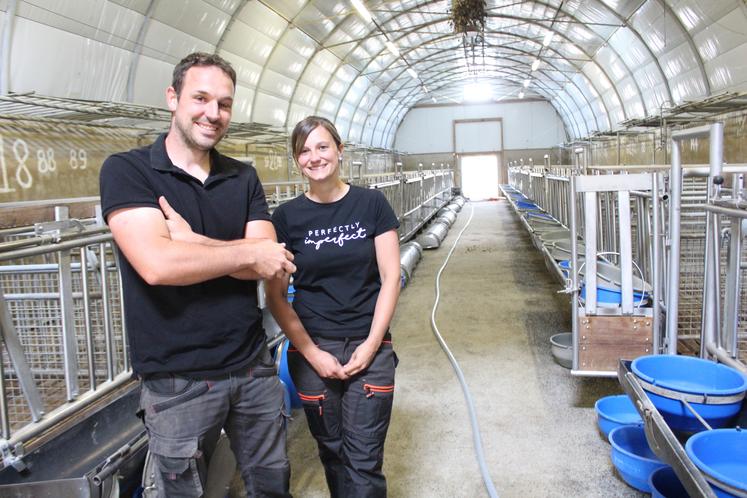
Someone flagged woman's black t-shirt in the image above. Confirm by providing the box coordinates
[272,185,399,338]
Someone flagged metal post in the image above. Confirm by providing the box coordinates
[665,137,684,353]
[701,122,724,358]
[56,207,80,400]
[80,247,97,391]
[570,175,579,370]
[651,173,662,353]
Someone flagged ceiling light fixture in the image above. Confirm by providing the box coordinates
[542,31,554,47]
[531,59,541,71]
[523,79,531,88]
[519,91,525,99]
[350,0,373,23]
[407,68,418,79]
[385,40,400,57]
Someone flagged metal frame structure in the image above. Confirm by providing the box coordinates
[568,172,662,377]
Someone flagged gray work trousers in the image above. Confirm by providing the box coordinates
[288,335,397,498]
[139,346,291,497]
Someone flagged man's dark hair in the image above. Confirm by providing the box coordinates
[171,52,237,97]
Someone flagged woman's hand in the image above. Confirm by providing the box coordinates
[306,347,348,380]
[343,339,379,377]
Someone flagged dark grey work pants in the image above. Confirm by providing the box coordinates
[288,335,397,498]
[139,346,291,497]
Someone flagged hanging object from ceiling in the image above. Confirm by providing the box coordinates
[451,0,487,74]
[449,0,487,34]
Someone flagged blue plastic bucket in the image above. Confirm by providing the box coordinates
[631,355,747,432]
[595,395,643,439]
[686,428,747,497]
[580,284,649,306]
[287,283,295,303]
[276,339,302,409]
[516,201,539,210]
[649,466,688,498]
[609,425,667,492]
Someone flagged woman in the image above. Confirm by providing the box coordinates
[267,115,400,498]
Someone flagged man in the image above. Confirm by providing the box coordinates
[99,52,295,497]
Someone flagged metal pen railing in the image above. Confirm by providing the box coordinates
[0,213,128,471]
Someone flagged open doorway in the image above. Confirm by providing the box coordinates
[460,154,499,200]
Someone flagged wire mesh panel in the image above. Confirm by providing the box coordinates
[1,232,126,435]
[675,176,710,346]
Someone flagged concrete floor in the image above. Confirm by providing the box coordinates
[286,200,644,498]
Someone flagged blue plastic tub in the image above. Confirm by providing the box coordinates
[595,394,643,438]
[649,466,688,498]
[580,284,649,306]
[276,340,302,409]
[686,428,747,498]
[287,283,295,302]
[516,201,539,210]
[609,424,667,492]
[631,355,747,432]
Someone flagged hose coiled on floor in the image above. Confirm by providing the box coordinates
[429,202,499,498]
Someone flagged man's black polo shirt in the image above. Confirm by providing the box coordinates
[99,133,271,377]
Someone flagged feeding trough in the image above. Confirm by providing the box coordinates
[596,260,652,294]
[631,355,747,432]
[549,239,586,260]
[685,428,747,498]
[525,211,554,222]
[608,424,667,493]
[538,229,571,244]
[595,394,643,438]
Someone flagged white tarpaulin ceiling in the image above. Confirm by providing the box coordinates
[1,0,746,147]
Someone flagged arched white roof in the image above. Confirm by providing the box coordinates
[2,0,746,146]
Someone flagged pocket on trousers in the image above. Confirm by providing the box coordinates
[144,377,210,414]
[299,391,339,438]
[353,384,394,438]
[149,434,200,477]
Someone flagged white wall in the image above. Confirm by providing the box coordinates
[393,100,567,153]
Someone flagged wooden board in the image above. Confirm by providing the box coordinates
[577,315,653,372]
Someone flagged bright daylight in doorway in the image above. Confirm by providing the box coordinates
[460,154,499,200]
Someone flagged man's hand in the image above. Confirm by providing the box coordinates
[159,196,202,243]
[249,239,296,279]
